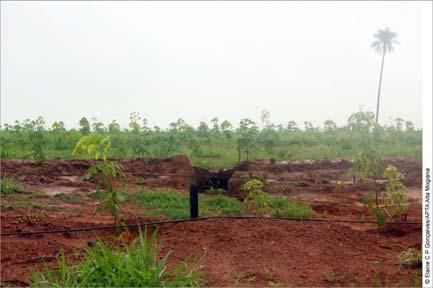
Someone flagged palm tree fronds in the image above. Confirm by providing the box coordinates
[371,27,398,55]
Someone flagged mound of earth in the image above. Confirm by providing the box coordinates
[0,155,195,191]
[226,157,422,199]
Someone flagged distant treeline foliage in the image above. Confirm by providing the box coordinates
[0,112,421,169]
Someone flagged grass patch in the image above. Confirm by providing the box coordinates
[132,189,243,219]
[33,232,200,287]
[269,195,312,219]
[1,197,31,210]
[202,194,243,216]
[1,177,24,195]
[31,191,47,197]
[54,193,82,203]
[399,248,422,268]
[132,189,309,219]
[31,202,61,211]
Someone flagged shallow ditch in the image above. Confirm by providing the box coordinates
[193,162,249,192]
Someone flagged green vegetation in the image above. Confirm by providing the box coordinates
[344,112,409,227]
[132,187,310,219]
[54,193,82,203]
[0,177,24,195]
[242,179,311,219]
[0,111,421,169]
[399,248,422,268]
[269,195,312,219]
[206,186,227,196]
[346,111,387,227]
[73,135,126,231]
[33,232,199,287]
[32,203,61,211]
[132,189,243,219]
[1,197,31,210]
[382,164,408,220]
[243,179,272,216]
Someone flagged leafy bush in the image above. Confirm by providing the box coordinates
[33,232,199,287]
[29,129,47,162]
[362,165,408,226]
[73,135,111,161]
[1,178,24,195]
[242,179,272,216]
[73,135,126,231]
[242,179,311,218]
[382,164,408,220]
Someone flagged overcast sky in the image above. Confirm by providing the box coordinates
[0,1,425,129]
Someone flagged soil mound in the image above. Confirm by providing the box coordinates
[0,155,195,191]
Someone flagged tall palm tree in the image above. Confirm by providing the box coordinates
[371,27,399,123]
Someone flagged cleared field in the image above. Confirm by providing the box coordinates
[0,156,422,287]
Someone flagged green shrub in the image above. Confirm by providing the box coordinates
[1,178,24,195]
[242,179,272,216]
[33,232,199,287]
[73,135,126,231]
[242,179,311,218]
[29,130,47,162]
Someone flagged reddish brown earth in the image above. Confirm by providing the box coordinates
[229,157,422,197]
[0,155,195,192]
[0,156,422,287]
[0,217,422,287]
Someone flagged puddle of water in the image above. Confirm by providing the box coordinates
[40,186,78,196]
[58,176,79,182]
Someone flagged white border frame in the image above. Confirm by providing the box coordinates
[422,2,432,287]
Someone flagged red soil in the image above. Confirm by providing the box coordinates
[0,156,422,287]
[0,217,421,287]
[0,155,195,192]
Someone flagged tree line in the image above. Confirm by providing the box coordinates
[0,110,421,168]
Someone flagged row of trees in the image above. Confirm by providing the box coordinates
[1,111,418,135]
[0,111,421,163]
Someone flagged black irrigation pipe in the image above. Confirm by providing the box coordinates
[125,172,396,184]
[0,216,422,237]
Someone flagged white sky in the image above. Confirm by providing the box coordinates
[0,1,425,129]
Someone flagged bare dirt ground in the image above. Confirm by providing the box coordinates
[0,155,195,193]
[0,156,422,287]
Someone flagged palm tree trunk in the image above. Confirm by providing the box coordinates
[375,51,386,123]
